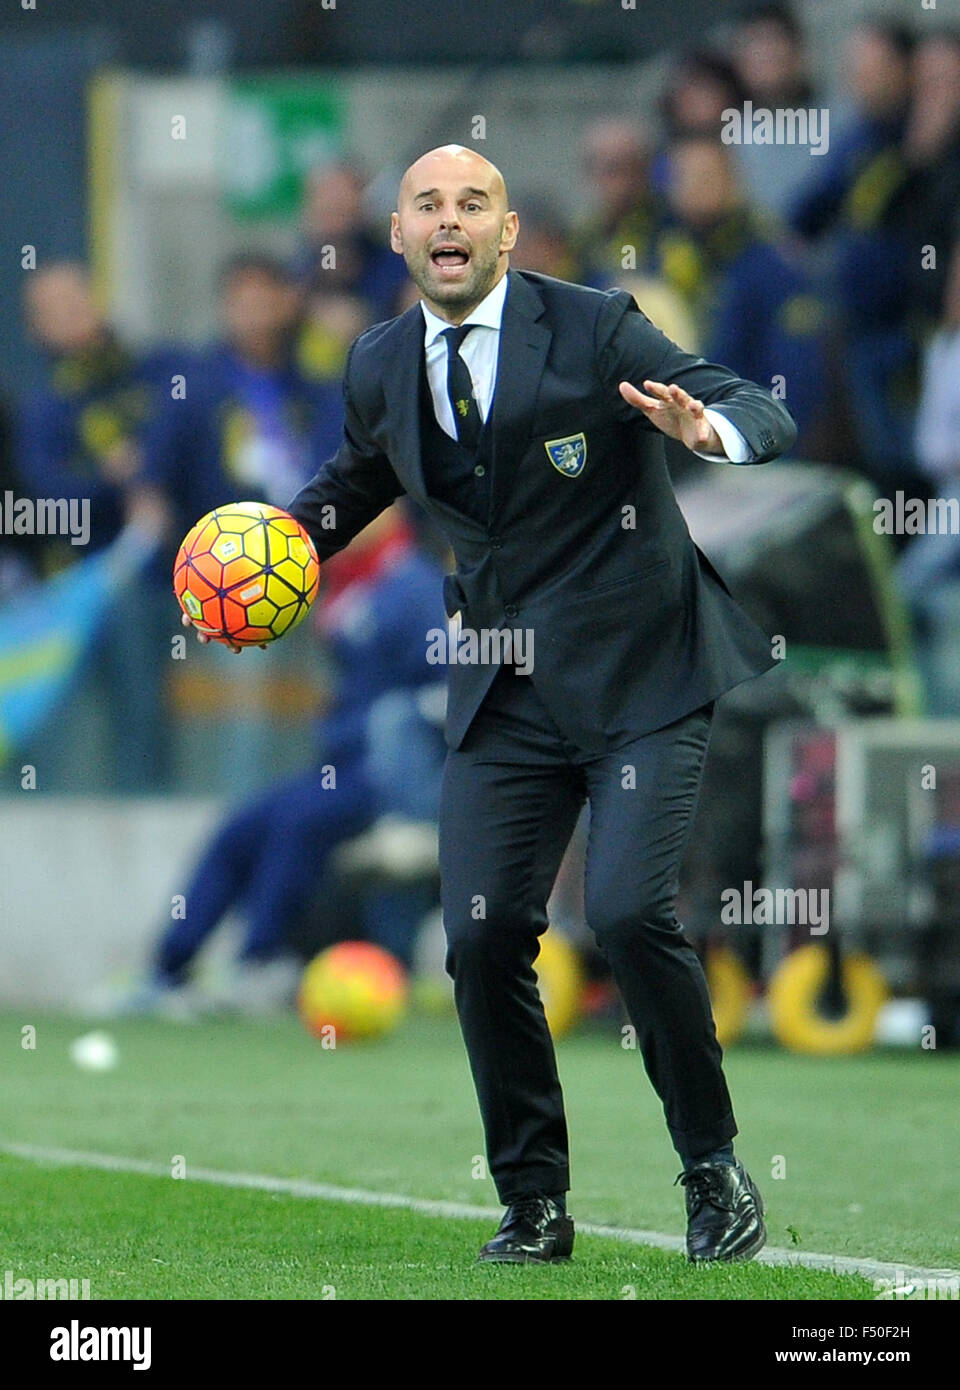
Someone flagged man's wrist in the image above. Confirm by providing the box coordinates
[695,409,753,463]
[699,423,724,455]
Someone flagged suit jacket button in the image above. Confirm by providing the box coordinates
[504,603,518,618]
[474,464,486,476]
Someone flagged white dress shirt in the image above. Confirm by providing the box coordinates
[419,272,753,462]
[421,274,508,435]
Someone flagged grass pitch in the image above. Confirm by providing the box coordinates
[2,1009,957,1299]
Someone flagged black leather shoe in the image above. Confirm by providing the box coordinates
[677,1158,766,1263]
[477,1195,574,1264]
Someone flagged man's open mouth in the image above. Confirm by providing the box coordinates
[430,244,470,273]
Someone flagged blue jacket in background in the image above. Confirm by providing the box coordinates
[15,335,181,558]
[789,112,912,328]
[704,239,829,452]
[141,342,345,557]
[644,214,829,451]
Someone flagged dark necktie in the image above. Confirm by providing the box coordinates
[441,325,482,452]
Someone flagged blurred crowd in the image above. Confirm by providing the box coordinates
[3,2,960,801]
[3,1,959,1006]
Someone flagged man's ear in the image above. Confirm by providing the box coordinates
[389,212,404,254]
[500,211,519,254]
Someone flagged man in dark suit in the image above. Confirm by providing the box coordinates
[188,144,796,1265]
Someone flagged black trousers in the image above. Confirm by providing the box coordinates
[439,665,736,1205]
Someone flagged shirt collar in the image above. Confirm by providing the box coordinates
[420,271,510,348]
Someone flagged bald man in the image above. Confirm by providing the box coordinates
[199,145,796,1264]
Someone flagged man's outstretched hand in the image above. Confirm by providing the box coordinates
[180,611,267,653]
[619,379,723,454]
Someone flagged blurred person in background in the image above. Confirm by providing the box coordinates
[897,31,960,329]
[292,160,410,322]
[731,3,815,112]
[728,3,822,219]
[648,134,830,458]
[137,254,351,795]
[141,253,345,552]
[19,263,176,563]
[16,262,180,790]
[652,50,747,195]
[295,286,372,386]
[507,197,577,282]
[569,119,664,288]
[898,244,960,715]
[788,22,918,488]
[791,18,914,225]
[122,504,446,1017]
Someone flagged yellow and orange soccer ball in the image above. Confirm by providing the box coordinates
[174,501,320,647]
[298,942,408,1043]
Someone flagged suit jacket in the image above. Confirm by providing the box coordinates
[287,269,797,753]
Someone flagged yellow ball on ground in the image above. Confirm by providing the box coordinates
[298,942,408,1043]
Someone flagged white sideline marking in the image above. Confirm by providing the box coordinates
[4,1142,957,1287]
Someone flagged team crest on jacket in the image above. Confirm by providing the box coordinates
[544,432,587,477]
